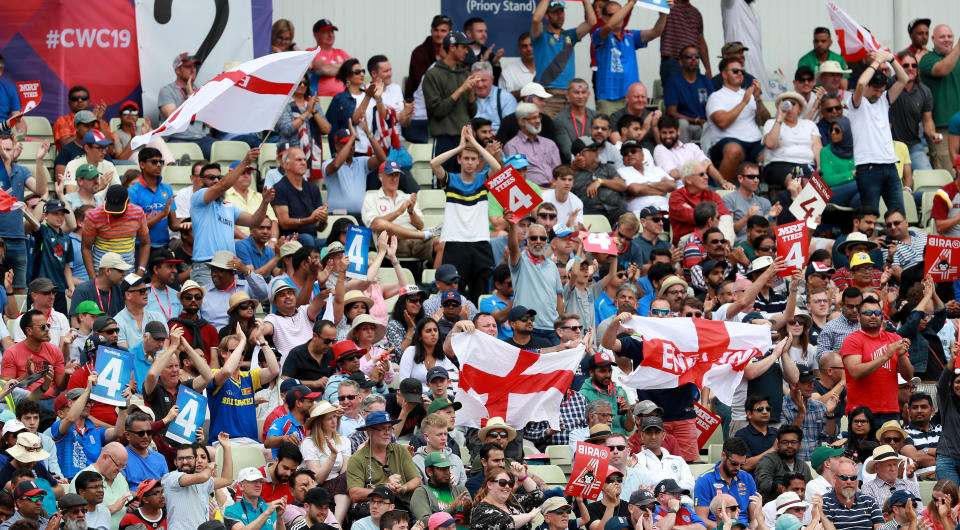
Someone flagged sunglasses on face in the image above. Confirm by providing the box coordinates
[724,507,740,514]
[322,338,336,345]
[237,302,255,311]
[538,213,557,220]
[528,235,548,242]
[882,437,903,444]
[551,508,572,515]
[646,216,664,223]
[515,315,533,322]
[490,478,514,488]
[758,246,776,252]
[651,309,671,316]
[823,105,842,113]
[902,63,918,69]
[837,474,858,482]
[338,394,358,401]
[684,311,703,318]
[128,429,151,437]
[121,110,139,116]
[560,325,583,331]
[798,77,815,82]
[754,406,771,412]
[741,173,760,180]
[684,53,701,59]
[728,68,744,74]
[352,69,366,75]
[442,302,461,308]
[101,327,119,334]
[487,431,510,439]
[71,95,90,102]
[860,310,883,317]
[831,127,842,134]
[181,293,203,301]
[607,445,627,452]
[707,239,724,245]
[606,475,623,484]
[22,496,42,503]
[144,158,164,165]
[788,319,804,325]
[34,323,50,330]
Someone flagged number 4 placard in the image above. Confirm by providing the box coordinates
[166,385,207,444]
[91,346,132,406]
[344,225,372,280]
[776,220,809,278]
[485,165,542,220]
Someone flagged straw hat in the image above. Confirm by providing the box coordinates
[228,291,258,313]
[306,400,343,430]
[343,290,374,310]
[349,314,386,344]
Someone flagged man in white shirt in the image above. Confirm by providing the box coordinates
[803,440,845,502]
[541,165,584,230]
[848,50,909,212]
[631,417,695,494]
[654,114,730,189]
[12,278,71,345]
[705,57,770,183]
[361,161,442,262]
[62,131,120,197]
[617,140,674,216]
[500,33,536,99]
[367,55,414,138]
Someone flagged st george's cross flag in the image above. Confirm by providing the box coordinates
[451,331,584,429]
[131,50,317,150]
[622,316,772,404]
[824,1,891,63]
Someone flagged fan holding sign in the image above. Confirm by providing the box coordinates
[52,371,126,479]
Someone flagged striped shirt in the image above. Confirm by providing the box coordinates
[660,1,704,60]
[817,316,861,355]
[821,490,884,530]
[890,231,927,269]
[904,422,941,451]
[440,171,489,243]
[81,203,147,269]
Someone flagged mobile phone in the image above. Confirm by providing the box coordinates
[16,371,45,388]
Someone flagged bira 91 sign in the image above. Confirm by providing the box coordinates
[925,235,960,282]
[565,442,610,501]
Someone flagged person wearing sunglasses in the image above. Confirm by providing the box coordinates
[821,459,884,527]
[693,438,757,528]
[664,41,713,144]
[732,395,777,473]
[506,213,566,347]
[705,55,769,183]
[841,296,913,426]
[584,467,630,528]
[165,280,218,362]
[53,86,108,151]
[7,480,51,530]
[790,66,822,122]
[281,320,338,392]
[633,418,695,495]
[470,464,541,530]
[652,479,705,530]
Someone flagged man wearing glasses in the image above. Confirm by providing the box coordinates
[128,147,181,248]
[841,297,913,425]
[163,444,235,530]
[168,280,220,363]
[507,214,563,346]
[2,308,66,407]
[114,274,167,350]
[158,53,216,158]
[346,411,422,505]
[820,459,884,529]
[57,493,91,530]
[704,56,769,183]
[53,372,127,480]
[62,128,120,198]
[752,425,812,504]
[585,467,629,529]
[664,44,713,143]
[281,320,338,392]
[653,479,705,530]
[723,163,771,243]
[0,481,50,530]
[122,411,167,490]
[816,287,863,355]
[628,418,694,497]
[69,443,129,530]
[693,438,758,528]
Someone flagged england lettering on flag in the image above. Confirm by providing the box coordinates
[621,316,773,404]
[823,1,891,63]
[451,331,584,430]
[131,50,317,150]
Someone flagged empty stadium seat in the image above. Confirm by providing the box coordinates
[167,143,204,164]
[417,189,446,216]
[210,140,251,168]
[17,141,54,164]
[913,169,953,193]
[545,445,572,474]
[530,464,567,488]
[317,214,358,240]
[22,116,53,142]
[582,214,612,234]
[421,268,436,285]
[215,445,267,480]
[161,166,194,191]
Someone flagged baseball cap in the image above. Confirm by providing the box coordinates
[810,445,844,470]
[633,400,663,416]
[135,479,160,501]
[440,289,462,305]
[604,517,631,530]
[122,273,147,292]
[429,513,456,530]
[347,371,378,389]
[119,100,140,112]
[331,128,352,144]
[639,206,665,218]
[13,480,45,500]
[654,478,690,496]
[720,41,749,55]
[507,305,536,321]
[280,378,302,393]
[92,315,116,333]
[889,489,921,507]
[620,139,642,154]
[1,420,26,437]
[43,199,69,214]
[443,31,475,49]
[805,261,836,278]
[104,185,129,215]
[379,160,404,175]
[426,366,449,382]
[630,489,658,506]
[29,277,56,294]
[75,163,101,180]
[73,110,97,125]
[368,485,396,503]
[504,153,530,170]
[279,241,303,259]
[547,0,566,11]
[520,82,552,99]
[144,321,168,340]
[641,416,665,431]
[424,452,453,468]
[237,467,264,482]
[796,363,815,383]
[149,247,183,267]
[699,259,725,274]
[541,497,570,514]
[99,252,132,271]
[173,52,200,69]
[908,18,931,34]
[570,138,603,156]
[435,264,459,283]
[850,252,874,268]
[589,351,616,369]
[285,385,322,408]
[75,300,105,316]
[427,397,462,414]
[552,223,574,238]
[312,19,339,32]
[83,129,112,146]
[304,487,333,506]
[399,378,423,403]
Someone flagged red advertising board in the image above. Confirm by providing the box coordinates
[565,442,610,501]
[485,165,542,220]
[16,81,41,114]
[776,220,809,278]
[694,401,721,451]
[925,236,960,282]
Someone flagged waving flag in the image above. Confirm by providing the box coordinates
[131,50,317,150]
[622,317,772,404]
[0,189,22,213]
[824,1,891,63]
[452,331,584,430]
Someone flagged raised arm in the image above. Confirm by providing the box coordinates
[213,325,248,386]
[575,0,597,39]
[531,0,550,40]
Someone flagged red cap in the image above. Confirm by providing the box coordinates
[119,100,140,112]
[136,479,160,501]
[53,394,69,412]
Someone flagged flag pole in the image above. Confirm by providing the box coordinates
[259,130,272,149]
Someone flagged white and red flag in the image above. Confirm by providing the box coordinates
[622,316,772,404]
[452,331,584,430]
[823,1,891,63]
[131,50,317,150]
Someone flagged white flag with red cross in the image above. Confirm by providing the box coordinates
[451,331,584,430]
[131,50,317,150]
[824,1,891,63]
[622,316,772,404]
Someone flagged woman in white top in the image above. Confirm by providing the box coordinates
[301,400,351,523]
[762,91,822,189]
[786,313,818,371]
[398,317,456,383]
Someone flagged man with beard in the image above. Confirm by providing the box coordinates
[119,479,166,530]
[507,216,563,346]
[664,46,713,143]
[145,247,182,320]
[689,229,746,295]
[59,494,92,530]
[0,481,49,530]
[821,459,884,529]
[503,103,561,188]
[143,322,213,425]
[163,444,235,530]
[281,320,337,392]
[918,24,960,171]
[841,297,913,425]
[578,352,634,435]
[410,452,472,526]
[753,425,812,504]
[168,281,219,361]
[74,470,112,530]
[352,486,396,530]
[781,364,837,462]
[288,486,335,530]
[816,288,863,355]
[251,442,302,504]
[570,138,626,224]
[693,438,758,528]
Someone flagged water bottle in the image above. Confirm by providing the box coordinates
[780,100,793,112]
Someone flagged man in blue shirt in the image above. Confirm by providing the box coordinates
[530,0,597,116]
[235,218,281,280]
[52,375,125,480]
[0,135,50,292]
[224,467,281,530]
[592,0,669,114]
[145,247,182,321]
[321,124,386,220]
[693,437,758,527]
[473,61,517,133]
[191,149,274,287]
[128,148,180,247]
[0,57,20,123]
[665,44,713,142]
[478,264,514,340]
[122,410,167,490]
[265,385,320,459]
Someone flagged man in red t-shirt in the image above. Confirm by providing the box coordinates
[841,297,913,425]
[1,309,68,409]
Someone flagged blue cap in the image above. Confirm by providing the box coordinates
[280,378,302,393]
[889,490,921,507]
[742,312,767,323]
[552,223,574,238]
[82,130,112,146]
[604,517,630,530]
[359,411,401,430]
[440,290,461,304]
[505,154,529,170]
[379,160,404,175]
